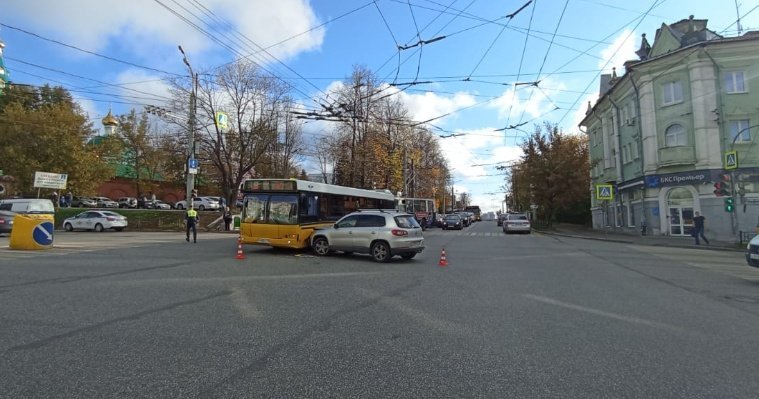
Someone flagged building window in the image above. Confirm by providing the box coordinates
[622,145,630,164]
[662,81,683,105]
[729,119,751,143]
[664,124,686,147]
[631,141,639,159]
[724,71,746,93]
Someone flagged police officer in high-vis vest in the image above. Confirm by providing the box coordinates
[186,207,199,243]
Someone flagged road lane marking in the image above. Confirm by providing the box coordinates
[523,294,686,334]
[109,272,385,286]
[357,287,476,337]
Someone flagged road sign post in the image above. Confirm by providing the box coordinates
[725,151,738,170]
[595,184,614,201]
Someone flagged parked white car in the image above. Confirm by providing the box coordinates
[747,234,759,268]
[174,197,221,211]
[92,196,119,208]
[151,200,172,210]
[63,210,128,232]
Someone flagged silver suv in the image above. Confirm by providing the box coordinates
[311,210,425,262]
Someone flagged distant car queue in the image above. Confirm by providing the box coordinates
[48,194,228,211]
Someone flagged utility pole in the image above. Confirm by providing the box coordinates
[178,45,197,207]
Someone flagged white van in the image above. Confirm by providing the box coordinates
[0,198,56,215]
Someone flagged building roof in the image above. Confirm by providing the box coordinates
[101,110,118,126]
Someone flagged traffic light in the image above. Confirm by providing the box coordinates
[714,174,732,197]
[724,197,734,213]
[713,182,728,196]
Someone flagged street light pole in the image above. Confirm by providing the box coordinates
[178,45,197,207]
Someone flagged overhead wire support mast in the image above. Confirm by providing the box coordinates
[178,45,197,208]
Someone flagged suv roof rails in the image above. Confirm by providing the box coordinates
[357,208,396,213]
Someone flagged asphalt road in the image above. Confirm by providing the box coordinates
[1,223,758,398]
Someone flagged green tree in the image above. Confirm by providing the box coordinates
[0,85,120,196]
[116,110,168,196]
[504,123,592,225]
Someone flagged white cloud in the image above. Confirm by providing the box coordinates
[76,98,100,129]
[567,29,638,132]
[487,77,566,124]
[598,29,637,72]
[115,70,174,107]
[4,0,324,61]
[437,127,522,207]
[397,89,476,124]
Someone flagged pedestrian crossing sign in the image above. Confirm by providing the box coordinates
[596,184,614,200]
[724,150,738,170]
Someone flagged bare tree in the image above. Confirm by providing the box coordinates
[171,59,295,204]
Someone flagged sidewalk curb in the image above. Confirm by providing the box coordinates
[537,230,745,252]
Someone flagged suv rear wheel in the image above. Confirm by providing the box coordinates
[371,241,391,263]
[312,237,331,256]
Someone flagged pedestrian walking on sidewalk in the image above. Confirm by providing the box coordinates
[692,211,709,245]
[186,207,199,243]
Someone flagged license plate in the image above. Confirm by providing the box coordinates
[258,238,269,244]
[751,253,759,260]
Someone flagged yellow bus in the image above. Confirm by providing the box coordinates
[239,179,396,249]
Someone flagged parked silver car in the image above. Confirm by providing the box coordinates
[71,196,97,208]
[174,197,221,211]
[93,196,119,208]
[311,210,425,262]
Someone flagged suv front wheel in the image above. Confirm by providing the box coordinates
[312,237,331,256]
[371,241,392,263]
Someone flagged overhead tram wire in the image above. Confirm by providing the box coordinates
[376,0,478,82]
[514,0,568,127]
[372,0,403,84]
[405,0,426,83]
[502,0,537,129]
[408,0,616,47]
[152,0,329,110]
[5,56,175,104]
[207,1,375,74]
[542,8,663,83]
[578,3,759,128]
[11,70,178,106]
[466,0,532,80]
[0,23,182,78]
[184,0,330,99]
[557,0,665,126]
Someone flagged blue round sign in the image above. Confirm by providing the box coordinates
[32,221,55,246]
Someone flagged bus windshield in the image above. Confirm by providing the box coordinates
[243,193,299,225]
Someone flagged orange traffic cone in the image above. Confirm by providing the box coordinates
[438,248,448,267]
[235,237,246,260]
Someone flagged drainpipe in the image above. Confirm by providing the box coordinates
[630,74,648,233]
[608,97,625,229]
[703,47,736,236]
[593,112,610,227]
